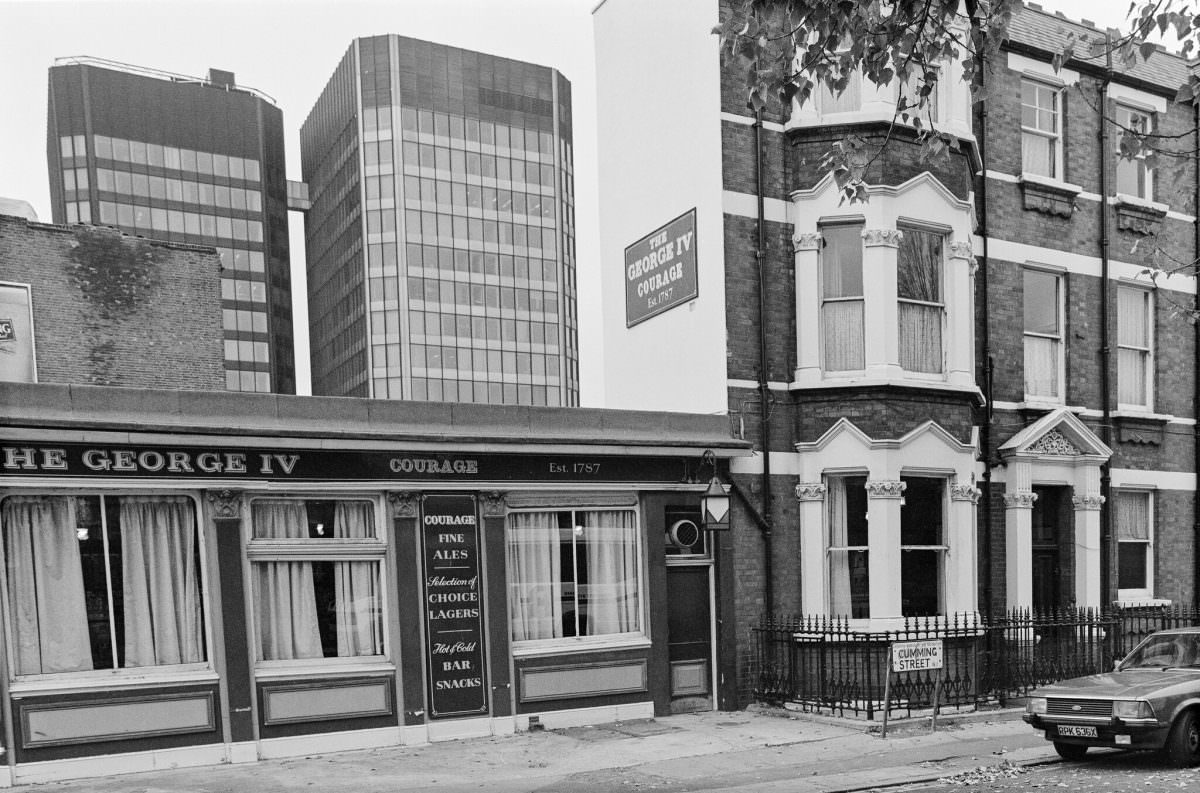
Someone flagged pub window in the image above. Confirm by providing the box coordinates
[506,508,642,645]
[1,494,206,677]
[248,498,385,662]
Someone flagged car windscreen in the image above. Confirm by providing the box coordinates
[1120,633,1200,670]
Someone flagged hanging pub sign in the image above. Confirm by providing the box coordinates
[624,208,698,327]
[421,494,488,719]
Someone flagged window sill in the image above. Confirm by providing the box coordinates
[1019,173,1081,218]
[512,635,652,659]
[254,659,395,680]
[10,667,219,696]
[792,377,983,400]
[1113,598,1171,608]
[1113,194,1168,234]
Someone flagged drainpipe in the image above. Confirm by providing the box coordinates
[753,108,775,616]
[1098,41,1114,606]
[1193,100,1200,611]
[976,62,994,617]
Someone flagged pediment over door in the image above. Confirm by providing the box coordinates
[998,409,1112,464]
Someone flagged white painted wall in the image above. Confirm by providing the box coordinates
[593,0,727,414]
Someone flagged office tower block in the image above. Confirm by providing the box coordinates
[302,36,578,405]
[47,58,295,394]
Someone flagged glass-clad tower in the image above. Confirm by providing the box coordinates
[301,36,578,405]
[47,58,295,394]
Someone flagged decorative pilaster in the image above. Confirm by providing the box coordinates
[388,491,420,519]
[951,484,981,503]
[795,483,827,613]
[866,480,906,499]
[945,240,976,388]
[861,229,903,380]
[949,482,981,615]
[793,229,824,385]
[205,489,243,520]
[481,491,507,517]
[866,479,904,619]
[1005,488,1037,610]
[1073,480,1104,610]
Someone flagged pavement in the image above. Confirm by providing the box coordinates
[29,705,1060,793]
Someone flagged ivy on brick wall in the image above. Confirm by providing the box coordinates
[67,226,162,319]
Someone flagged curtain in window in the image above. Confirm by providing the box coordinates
[254,501,322,660]
[1022,133,1053,177]
[1024,336,1060,397]
[1118,288,1149,406]
[2,496,93,674]
[898,229,943,373]
[1115,492,1150,542]
[506,512,562,641]
[120,496,203,667]
[581,510,639,635]
[827,479,853,617]
[333,501,381,656]
[822,301,865,370]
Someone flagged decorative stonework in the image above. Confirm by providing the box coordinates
[794,483,827,501]
[866,480,906,499]
[949,241,974,261]
[1072,494,1106,511]
[1115,199,1166,235]
[387,491,420,519]
[1004,491,1038,509]
[1020,178,1080,218]
[1029,429,1080,456]
[793,232,822,253]
[205,490,243,520]
[862,229,903,248]
[481,491,507,517]
[951,484,981,503]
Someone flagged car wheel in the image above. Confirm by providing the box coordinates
[1053,741,1088,761]
[1165,709,1200,768]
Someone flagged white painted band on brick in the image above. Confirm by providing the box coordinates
[983,170,1197,222]
[730,451,801,476]
[720,111,787,133]
[979,236,1196,295]
[985,466,1196,491]
[728,379,791,391]
[992,401,1196,425]
[723,190,790,224]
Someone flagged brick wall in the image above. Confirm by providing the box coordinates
[0,216,225,389]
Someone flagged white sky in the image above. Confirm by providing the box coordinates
[0,0,1146,402]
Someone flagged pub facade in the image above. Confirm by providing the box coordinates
[0,382,745,785]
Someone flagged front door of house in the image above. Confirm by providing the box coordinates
[664,508,713,713]
[1031,485,1068,612]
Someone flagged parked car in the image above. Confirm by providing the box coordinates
[1023,628,1200,765]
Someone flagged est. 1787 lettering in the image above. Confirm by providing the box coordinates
[549,462,602,475]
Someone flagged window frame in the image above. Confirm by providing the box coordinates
[1114,104,1155,201]
[818,221,866,374]
[1023,266,1066,403]
[899,475,949,618]
[896,224,946,375]
[506,506,649,656]
[824,473,870,619]
[0,490,215,689]
[1114,489,1154,602]
[245,494,391,673]
[1117,283,1154,411]
[1020,77,1064,180]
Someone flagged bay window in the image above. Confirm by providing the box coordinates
[1117,285,1153,410]
[820,223,865,372]
[249,499,384,661]
[506,509,641,644]
[1021,78,1062,179]
[1115,491,1152,599]
[897,226,944,373]
[1,494,206,677]
[900,477,946,617]
[1024,268,1063,400]
[827,476,869,618]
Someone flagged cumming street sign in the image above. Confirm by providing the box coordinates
[892,639,944,672]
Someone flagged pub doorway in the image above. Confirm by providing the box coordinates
[664,506,714,714]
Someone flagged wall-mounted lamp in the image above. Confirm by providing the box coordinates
[699,449,730,530]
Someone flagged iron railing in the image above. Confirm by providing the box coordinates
[752,605,1200,719]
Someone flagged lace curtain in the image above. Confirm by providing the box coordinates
[581,510,639,636]
[254,500,323,660]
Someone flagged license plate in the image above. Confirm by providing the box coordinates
[1057,725,1098,738]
